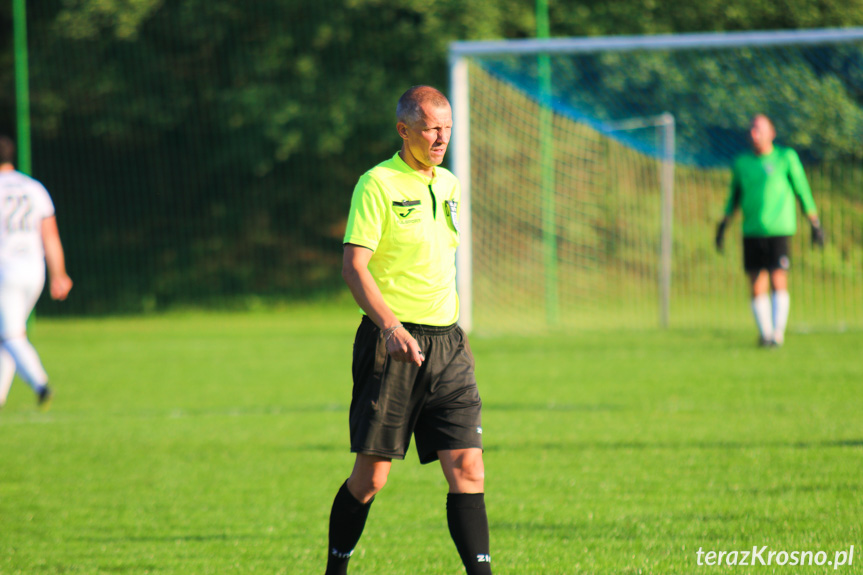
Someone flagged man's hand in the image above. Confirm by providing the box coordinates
[386,326,424,366]
[715,218,729,253]
[810,218,825,248]
[50,275,73,301]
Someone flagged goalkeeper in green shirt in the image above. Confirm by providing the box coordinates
[715,114,823,346]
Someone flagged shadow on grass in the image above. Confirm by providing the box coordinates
[71,532,267,543]
[487,438,863,451]
[486,402,624,412]
[0,403,349,425]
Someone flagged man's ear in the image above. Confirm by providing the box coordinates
[396,122,409,140]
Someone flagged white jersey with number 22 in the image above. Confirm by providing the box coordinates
[0,171,55,276]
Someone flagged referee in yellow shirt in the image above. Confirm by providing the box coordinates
[324,86,492,575]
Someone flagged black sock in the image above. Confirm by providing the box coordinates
[447,493,493,575]
[325,481,374,575]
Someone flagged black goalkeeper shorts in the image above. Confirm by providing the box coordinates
[743,236,791,272]
[348,315,483,464]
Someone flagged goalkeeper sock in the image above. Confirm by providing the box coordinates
[751,294,774,343]
[772,290,790,345]
[325,481,374,575]
[447,493,493,575]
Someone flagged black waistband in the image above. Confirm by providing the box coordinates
[361,315,458,335]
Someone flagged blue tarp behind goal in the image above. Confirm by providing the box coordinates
[470,33,863,168]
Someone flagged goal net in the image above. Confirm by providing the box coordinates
[449,29,863,334]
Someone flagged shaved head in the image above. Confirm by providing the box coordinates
[396,86,450,126]
[752,114,775,131]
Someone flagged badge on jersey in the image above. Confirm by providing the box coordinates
[445,200,459,233]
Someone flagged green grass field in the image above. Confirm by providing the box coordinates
[2,304,861,574]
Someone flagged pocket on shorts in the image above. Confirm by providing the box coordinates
[352,321,388,420]
[373,330,388,379]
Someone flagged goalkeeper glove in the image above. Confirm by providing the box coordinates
[810,218,824,248]
[715,219,728,253]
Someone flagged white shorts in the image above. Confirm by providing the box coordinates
[0,263,46,338]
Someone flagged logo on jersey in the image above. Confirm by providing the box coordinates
[477,554,491,563]
[476,426,483,435]
[393,200,422,225]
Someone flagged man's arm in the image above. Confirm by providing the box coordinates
[785,149,823,246]
[786,149,817,215]
[41,216,73,300]
[716,164,742,253]
[724,162,743,218]
[342,244,423,366]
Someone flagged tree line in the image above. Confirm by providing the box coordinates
[0,0,862,314]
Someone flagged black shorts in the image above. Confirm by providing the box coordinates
[349,315,483,464]
[743,236,791,272]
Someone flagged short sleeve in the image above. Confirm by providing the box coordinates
[343,173,387,251]
[35,181,56,220]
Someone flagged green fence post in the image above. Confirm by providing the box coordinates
[537,0,558,326]
[13,0,32,176]
[14,0,36,330]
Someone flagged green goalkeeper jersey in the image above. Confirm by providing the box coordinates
[724,146,818,237]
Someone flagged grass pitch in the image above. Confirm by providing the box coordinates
[1,304,861,574]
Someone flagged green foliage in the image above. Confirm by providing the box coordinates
[1,2,863,313]
[1,1,540,313]
[552,0,863,36]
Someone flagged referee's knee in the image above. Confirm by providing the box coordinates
[459,460,485,485]
[447,450,485,491]
[347,465,390,503]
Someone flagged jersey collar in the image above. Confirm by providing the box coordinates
[391,152,438,184]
